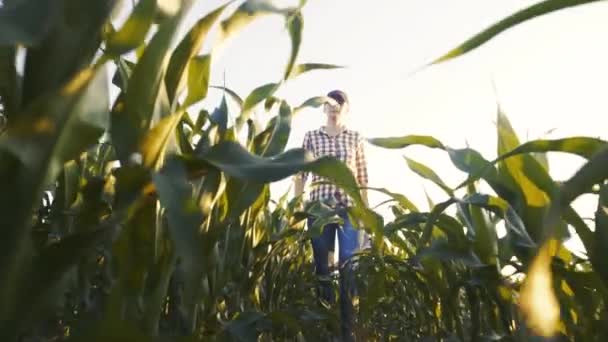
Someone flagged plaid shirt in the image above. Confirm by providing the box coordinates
[300,126,368,207]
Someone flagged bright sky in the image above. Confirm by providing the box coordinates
[191,0,608,225]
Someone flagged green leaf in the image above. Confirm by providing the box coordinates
[236,82,280,131]
[430,0,602,65]
[366,187,419,213]
[183,54,212,107]
[367,134,445,150]
[260,100,292,157]
[0,0,57,45]
[284,11,303,80]
[0,66,109,336]
[496,110,550,243]
[165,2,232,102]
[210,95,229,134]
[140,109,186,169]
[21,0,114,107]
[460,193,536,251]
[293,95,330,114]
[185,141,363,205]
[104,0,157,56]
[152,156,205,329]
[112,2,193,162]
[217,0,292,46]
[404,156,453,196]
[287,63,344,80]
[14,227,109,337]
[453,137,608,193]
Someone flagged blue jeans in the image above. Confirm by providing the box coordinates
[308,211,360,341]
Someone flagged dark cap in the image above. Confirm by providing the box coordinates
[327,90,348,106]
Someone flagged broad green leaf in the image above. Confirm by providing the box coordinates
[284,11,303,80]
[460,193,536,251]
[260,100,292,157]
[210,95,229,134]
[367,135,445,150]
[288,63,344,80]
[186,141,364,205]
[152,156,205,330]
[0,66,108,336]
[140,109,185,168]
[430,0,602,65]
[416,239,484,268]
[366,187,419,213]
[404,156,453,196]
[293,95,331,114]
[21,0,113,107]
[11,227,109,338]
[104,0,157,56]
[165,2,232,102]
[0,0,57,45]
[183,54,212,107]
[112,2,193,162]
[466,183,498,266]
[558,147,608,206]
[496,110,550,243]
[236,82,280,131]
[419,198,457,247]
[217,0,292,47]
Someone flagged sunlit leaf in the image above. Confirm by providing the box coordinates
[165,2,232,102]
[405,156,453,196]
[105,0,157,56]
[287,63,344,80]
[430,0,602,65]
[368,135,445,150]
[112,2,193,161]
[183,54,212,107]
[519,240,561,337]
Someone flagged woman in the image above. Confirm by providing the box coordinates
[294,89,369,341]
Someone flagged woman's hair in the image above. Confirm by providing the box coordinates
[327,90,348,106]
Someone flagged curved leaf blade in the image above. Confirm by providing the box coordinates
[430,0,602,65]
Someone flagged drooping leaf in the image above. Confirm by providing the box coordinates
[287,63,344,80]
[104,0,157,56]
[260,100,292,157]
[405,156,453,196]
[0,66,109,337]
[236,82,280,131]
[183,54,212,107]
[112,2,193,162]
[140,109,186,169]
[367,135,445,150]
[284,11,303,80]
[430,0,602,65]
[21,0,114,107]
[165,2,232,102]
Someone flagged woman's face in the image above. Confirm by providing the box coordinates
[324,101,348,124]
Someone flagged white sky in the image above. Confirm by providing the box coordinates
[106,0,608,252]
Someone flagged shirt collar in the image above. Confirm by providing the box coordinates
[320,125,348,137]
